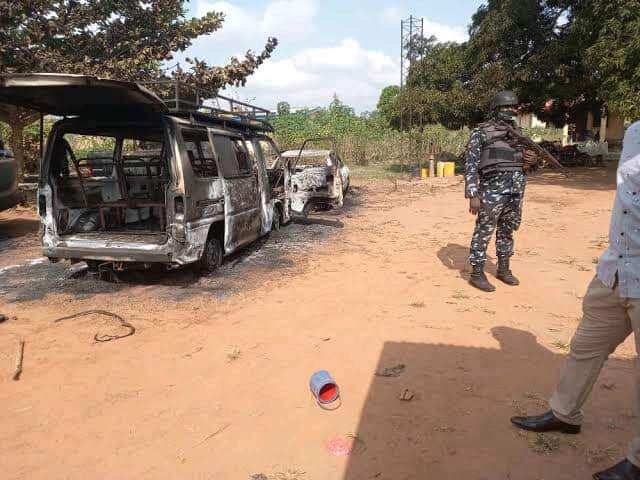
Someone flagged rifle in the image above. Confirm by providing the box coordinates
[497,121,566,172]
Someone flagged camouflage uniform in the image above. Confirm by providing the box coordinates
[465,125,526,267]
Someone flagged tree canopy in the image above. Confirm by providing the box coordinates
[0,0,277,172]
[381,0,640,129]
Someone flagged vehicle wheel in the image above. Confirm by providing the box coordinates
[199,236,223,273]
[272,207,281,231]
[86,260,100,274]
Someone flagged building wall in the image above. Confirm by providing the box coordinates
[517,113,547,129]
[607,114,625,148]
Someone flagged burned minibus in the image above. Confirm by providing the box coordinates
[0,74,290,273]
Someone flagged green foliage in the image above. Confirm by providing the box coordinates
[583,0,640,120]
[396,0,640,129]
[277,101,291,115]
[270,95,471,169]
[376,86,400,127]
[0,1,277,91]
[0,1,278,175]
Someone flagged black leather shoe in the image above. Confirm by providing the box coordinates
[510,410,581,434]
[593,460,640,480]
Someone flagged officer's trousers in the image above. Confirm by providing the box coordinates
[550,276,640,467]
[469,191,523,267]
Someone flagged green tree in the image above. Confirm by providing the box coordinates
[0,0,277,174]
[466,0,585,125]
[277,101,291,115]
[396,0,640,128]
[579,0,640,120]
[377,86,401,127]
[403,41,476,129]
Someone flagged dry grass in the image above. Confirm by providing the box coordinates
[557,257,578,266]
[409,301,425,308]
[586,445,618,465]
[523,392,548,409]
[452,291,470,300]
[552,340,570,350]
[271,468,306,480]
[529,433,561,454]
[227,347,242,363]
[512,399,527,415]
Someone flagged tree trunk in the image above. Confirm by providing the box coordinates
[8,124,25,178]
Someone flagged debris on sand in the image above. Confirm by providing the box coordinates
[12,339,25,381]
[399,389,415,402]
[375,364,406,378]
[53,310,135,342]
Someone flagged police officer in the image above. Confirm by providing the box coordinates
[465,91,538,292]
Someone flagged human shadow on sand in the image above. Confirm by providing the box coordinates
[343,326,635,480]
[437,242,498,280]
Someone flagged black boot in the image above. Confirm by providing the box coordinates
[593,460,640,480]
[510,410,581,434]
[470,265,496,292]
[497,257,520,286]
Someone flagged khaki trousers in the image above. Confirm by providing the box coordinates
[549,276,640,467]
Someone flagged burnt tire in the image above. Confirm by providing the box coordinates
[272,207,281,232]
[199,236,223,273]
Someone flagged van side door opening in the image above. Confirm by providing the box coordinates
[208,131,261,253]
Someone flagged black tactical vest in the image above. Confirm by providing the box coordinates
[478,121,524,175]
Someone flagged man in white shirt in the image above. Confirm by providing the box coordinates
[510,120,640,480]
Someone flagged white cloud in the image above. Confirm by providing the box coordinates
[221,38,399,112]
[423,19,468,43]
[196,0,318,45]
[378,9,469,44]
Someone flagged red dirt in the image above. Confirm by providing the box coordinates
[0,168,635,480]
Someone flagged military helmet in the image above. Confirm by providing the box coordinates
[490,90,519,110]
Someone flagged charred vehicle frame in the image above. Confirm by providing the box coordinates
[0,74,291,274]
[281,137,350,216]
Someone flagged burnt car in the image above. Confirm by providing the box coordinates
[0,73,291,273]
[0,140,21,211]
[281,138,350,216]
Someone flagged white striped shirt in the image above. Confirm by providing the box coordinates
[597,120,640,298]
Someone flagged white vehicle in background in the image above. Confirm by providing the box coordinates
[281,137,350,216]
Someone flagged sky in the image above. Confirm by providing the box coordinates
[177,0,485,112]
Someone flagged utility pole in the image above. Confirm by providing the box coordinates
[400,15,424,89]
[399,15,424,172]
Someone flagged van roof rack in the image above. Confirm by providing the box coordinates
[140,79,274,133]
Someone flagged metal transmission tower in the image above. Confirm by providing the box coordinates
[400,15,424,88]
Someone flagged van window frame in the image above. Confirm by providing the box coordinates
[180,127,219,179]
[209,133,255,180]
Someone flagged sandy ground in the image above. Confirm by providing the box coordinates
[0,167,635,480]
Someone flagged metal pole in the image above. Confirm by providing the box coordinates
[400,18,404,88]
